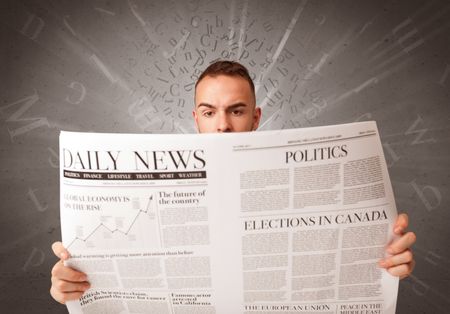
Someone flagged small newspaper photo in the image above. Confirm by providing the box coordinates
[60,121,399,314]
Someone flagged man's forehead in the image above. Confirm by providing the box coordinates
[195,74,255,104]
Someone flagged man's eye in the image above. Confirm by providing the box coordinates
[203,111,214,117]
[232,110,243,116]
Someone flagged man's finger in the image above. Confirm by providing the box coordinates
[50,286,84,304]
[52,241,70,260]
[394,213,409,235]
[387,232,416,254]
[379,249,413,268]
[51,277,90,293]
[387,260,415,279]
[51,260,88,282]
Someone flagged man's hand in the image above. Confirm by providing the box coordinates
[50,242,90,304]
[378,213,416,279]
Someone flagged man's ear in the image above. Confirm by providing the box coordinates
[252,107,262,131]
[192,110,200,133]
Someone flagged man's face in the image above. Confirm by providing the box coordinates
[193,75,261,133]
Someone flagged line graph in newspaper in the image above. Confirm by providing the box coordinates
[66,194,159,250]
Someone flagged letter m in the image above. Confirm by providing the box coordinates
[0,90,50,142]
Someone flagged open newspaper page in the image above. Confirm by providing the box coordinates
[217,121,399,314]
[60,131,222,314]
[60,121,399,314]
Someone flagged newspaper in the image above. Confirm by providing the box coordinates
[60,121,399,314]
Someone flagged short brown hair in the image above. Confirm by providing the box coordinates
[195,60,255,97]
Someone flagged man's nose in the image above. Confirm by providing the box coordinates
[216,112,232,132]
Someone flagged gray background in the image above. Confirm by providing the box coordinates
[1,0,449,313]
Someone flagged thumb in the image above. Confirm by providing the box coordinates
[51,241,70,260]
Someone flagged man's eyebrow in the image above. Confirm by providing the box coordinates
[197,102,248,110]
[196,102,249,109]
[227,102,248,109]
[197,103,215,109]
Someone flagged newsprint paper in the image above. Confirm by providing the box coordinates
[60,121,399,314]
